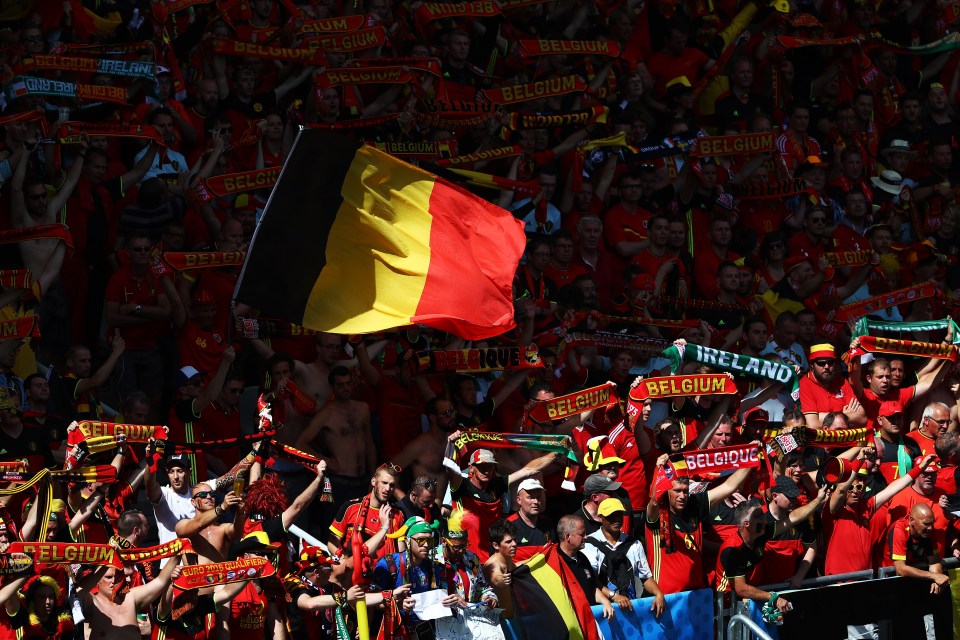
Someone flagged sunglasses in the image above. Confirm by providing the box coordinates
[438,409,456,417]
[446,543,467,552]
[809,217,827,224]
[410,537,434,547]
[415,479,438,489]
[813,359,835,367]
[193,490,215,500]
[377,462,402,473]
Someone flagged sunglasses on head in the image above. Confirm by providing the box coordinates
[377,462,402,473]
[416,479,438,489]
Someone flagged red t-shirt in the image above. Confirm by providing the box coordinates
[607,421,648,511]
[228,582,268,640]
[603,204,650,249]
[199,402,242,467]
[884,516,936,567]
[177,320,229,375]
[799,372,856,418]
[856,385,916,430]
[822,496,876,575]
[543,261,587,289]
[104,266,166,350]
[644,491,710,594]
[329,497,405,560]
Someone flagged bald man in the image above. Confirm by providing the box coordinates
[886,503,951,594]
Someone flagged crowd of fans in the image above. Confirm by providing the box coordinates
[2,0,960,637]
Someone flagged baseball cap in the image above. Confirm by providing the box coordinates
[809,343,836,360]
[597,497,627,518]
[583,474,621,496]
[469,449,497,466]
[631,272,656,291]
[164,453,192,469]
[517,478,544,493]
[744,407,769,423]
[878,401,904,418]
[191,289,216,307]
[773,475,801,499]
[176,365,206,387]
[913,456,939,473]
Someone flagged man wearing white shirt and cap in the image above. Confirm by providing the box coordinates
[581,497,666,617]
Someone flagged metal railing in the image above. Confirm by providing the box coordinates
[727,614,774,640]
[717,557,959,639]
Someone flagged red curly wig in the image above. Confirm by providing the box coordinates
[244,473,290,519]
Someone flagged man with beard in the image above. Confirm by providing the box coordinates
[77,554,182,640]
[328,464,405,560]
[391,397,459,504]
[799,344,865,428]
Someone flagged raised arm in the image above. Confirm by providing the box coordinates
[507,451,560,485]
[131,555,182,610]
[174,490,241,538]
[47,140,87,213]
[706,464,754,510]
[874,455,933,508]
[282,461,327,529]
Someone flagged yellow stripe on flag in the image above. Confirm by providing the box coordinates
[304,145,433,332]
[526,552,587,640]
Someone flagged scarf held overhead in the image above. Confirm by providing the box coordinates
[662,343,799,401]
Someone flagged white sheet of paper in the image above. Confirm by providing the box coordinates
[413,589,454,620]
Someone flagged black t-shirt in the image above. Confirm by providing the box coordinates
[0,425,56,472]
[223,91,277,119]
[454,397,495,430]
[558,548,599,605]
[506,513,555,548]
[719,535,766,581]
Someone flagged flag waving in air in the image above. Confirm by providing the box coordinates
[235,130,527,339]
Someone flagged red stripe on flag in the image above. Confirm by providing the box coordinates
[412,180,526,339]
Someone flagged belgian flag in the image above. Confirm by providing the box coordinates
[235,130,526,340]
[511,544,601,640]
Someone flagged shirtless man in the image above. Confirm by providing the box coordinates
[252,333,349,408]
[10,138,82,293]
[483,519,519,619]
[390,397,457,504]
[265,352,314,447]
[296,365,375,487]
[174,485,244,564]
[77,555,181,640]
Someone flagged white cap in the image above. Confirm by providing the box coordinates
[517,478,545,493]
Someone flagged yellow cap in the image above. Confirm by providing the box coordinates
[597,498,626,518]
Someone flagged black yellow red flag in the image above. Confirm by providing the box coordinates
[235,131,526,339]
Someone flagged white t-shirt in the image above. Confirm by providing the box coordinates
[154,485,195,543]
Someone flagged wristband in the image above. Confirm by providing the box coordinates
[850,459,864,474]
[907,465,923,480]
[768,591,779,605]
[215,505,224,516]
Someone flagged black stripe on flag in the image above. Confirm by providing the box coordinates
[234,131,361,323]
[510,562,574,639]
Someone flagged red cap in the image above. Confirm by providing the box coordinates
[878,401,904,418]
[631,273,656,291]
[744,407,769,423]
[784,254,812,273]
[191,289,217,306]
[809,343,836,360]
[912,456,939,473]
